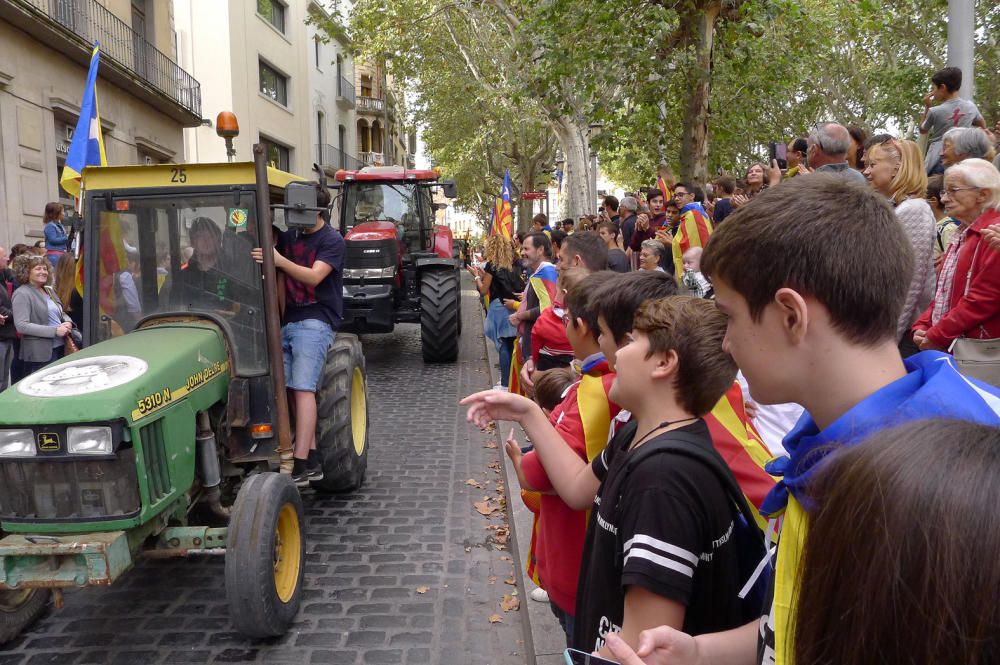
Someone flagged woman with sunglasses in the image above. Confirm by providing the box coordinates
[913,158,1000,352]
[864,138,936,355]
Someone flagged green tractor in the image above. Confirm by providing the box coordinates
[0,146,368,642]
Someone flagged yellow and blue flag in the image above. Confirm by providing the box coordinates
[60,43,108,197]
[490,169,513,240]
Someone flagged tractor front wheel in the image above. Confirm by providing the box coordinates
[420,269,460,362]
[311,334,369,493]
[0,588,50,644]
[225,472,304,638]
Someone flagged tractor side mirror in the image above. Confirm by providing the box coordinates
[432,202,448,212]
[283,181,322,228]
[442,180,457,199]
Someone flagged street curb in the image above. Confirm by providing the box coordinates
[475,301,567,664]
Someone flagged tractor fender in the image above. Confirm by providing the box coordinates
[414,257,458,270]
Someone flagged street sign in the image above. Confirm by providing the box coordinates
[521,191,546,200]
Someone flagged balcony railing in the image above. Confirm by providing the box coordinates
[317,144,364,171]
[360,151,384,166]
[357,95,384,113]
[337,76,355,106]
[11,0,202,117]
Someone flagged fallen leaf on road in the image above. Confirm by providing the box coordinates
[474,500,501,516]
[488,575,496,584]
[416,586,428,594]
[465,479,484,488]
[484,441,498,449]
[464,547,472,553]
[500,594,520,612]
[500,555,511,561]
[504,577,516,585]
[489,614,503,624]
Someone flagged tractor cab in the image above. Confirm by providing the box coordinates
[333,167,462,362]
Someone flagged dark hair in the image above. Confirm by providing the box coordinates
[633,296,736,416]
[647,188,665,204]
[790,137,809,155]
[674,181,694,195]
[43,202,63,224]
[561,231,608,271]
[564,271,612,343]
[664,199,680,211]
[9,244,29,260]
[316,183,332,209]
[692,184,705,203]
[846,125,868,167]
[795,419,1000,665]
[532,213,548,227]
[926,174,945,207]
[715,176,736,195]
[597,220,619,239]
[702,174,911,346]
[561,218,575,228]
[603,195,619,212]
[525,231,553,258]
[533,367,579,411]
[931,66,962,92]
[863,133,894,153]
[548,229,567,252]
[592,270,678,345]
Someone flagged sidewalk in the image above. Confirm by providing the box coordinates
[473,296,567,665]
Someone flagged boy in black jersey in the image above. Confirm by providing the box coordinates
[463,295,747,658]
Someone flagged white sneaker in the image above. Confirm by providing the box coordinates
[530,587,549,602]
[492,383,508,392]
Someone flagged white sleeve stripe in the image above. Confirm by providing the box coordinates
[623,534,699,565]
[623,548,695,578]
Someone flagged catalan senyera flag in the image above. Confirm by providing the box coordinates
[703,381,778,532]
[97,212,129,315]
[490,170,514,240]
[657,175,672,204]
[60,43,108,198]
[672,204,714,282]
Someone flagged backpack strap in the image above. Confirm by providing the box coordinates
[611,432,766,570]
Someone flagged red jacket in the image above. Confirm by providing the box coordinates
[914,208,1000,348]
[530,301,574,366]
[521,357,620,614]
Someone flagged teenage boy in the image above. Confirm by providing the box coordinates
[252,184,345,485]
[463,296,751,658]
[598,221,630,273]
[603,174,1000,665]
[512,271,622,645]
[920,66,985,175]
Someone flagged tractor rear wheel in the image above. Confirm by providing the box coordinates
[225,472,304,638]
[420,269,460,362]
[311,334,369,493]
[0,588,49,644]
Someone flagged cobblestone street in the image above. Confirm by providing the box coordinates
[0,286,529,665]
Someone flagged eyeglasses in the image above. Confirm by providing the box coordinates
[674,190,691,197]
[942,186,979,196]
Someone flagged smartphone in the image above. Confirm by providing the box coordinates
[769,141,788,170]
[564,648,621,665]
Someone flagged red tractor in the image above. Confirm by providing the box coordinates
[331,166,461,362]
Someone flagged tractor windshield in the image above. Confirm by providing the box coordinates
[342,182,433,253]
[88,193,267,374]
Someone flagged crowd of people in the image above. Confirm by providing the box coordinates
[464,65,1000,664]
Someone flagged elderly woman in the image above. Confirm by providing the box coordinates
[941,127,993,168]
[11,254,72,378]
[913,159,1000,351]
[638,240,667,272]
[864,138,936,352]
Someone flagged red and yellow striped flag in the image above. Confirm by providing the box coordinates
[672,206,713,281]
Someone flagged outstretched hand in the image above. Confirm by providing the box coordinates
[461,390,539,428]
[604,628,701,665]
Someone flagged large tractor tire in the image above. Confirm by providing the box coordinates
[420,269,460,363]
[311,334,369,493]
[225,472,305,639]
[0,588,50,644]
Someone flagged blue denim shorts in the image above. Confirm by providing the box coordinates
[281,319,335,392]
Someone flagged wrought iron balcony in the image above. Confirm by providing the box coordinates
[317,144,363,171]
[359,151,384,166]
[337,76,355,108]
[357,95,384,114]
[2,0,202,123]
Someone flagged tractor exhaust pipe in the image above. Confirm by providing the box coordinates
[197,412,231,519]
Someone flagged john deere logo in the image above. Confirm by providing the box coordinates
[37,432,60,451]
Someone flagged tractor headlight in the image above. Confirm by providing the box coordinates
[67,426,113,455]
[344,267,395,280]
[0,430,35,456]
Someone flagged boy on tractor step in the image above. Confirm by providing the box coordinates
[253,184,346,486]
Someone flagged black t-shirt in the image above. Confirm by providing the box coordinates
[607,249,629,273]
[277,224,345,330]
[620,214,637,250]
[713,198,733,225]
[573,420,746,653]
[484,262,525,302]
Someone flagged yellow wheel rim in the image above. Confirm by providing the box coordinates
[351,367,367,456]
[273,503,301,603]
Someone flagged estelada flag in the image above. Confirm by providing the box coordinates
[490,170,514,240]
[60,43,107,198]
[657,175,672,203]
[671,205,713,281]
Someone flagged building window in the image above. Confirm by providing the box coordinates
[315,37,322,69]
[257,0,285,33]
[260,138,290,171]
[360,75,373,98]
[259,61,288,106]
